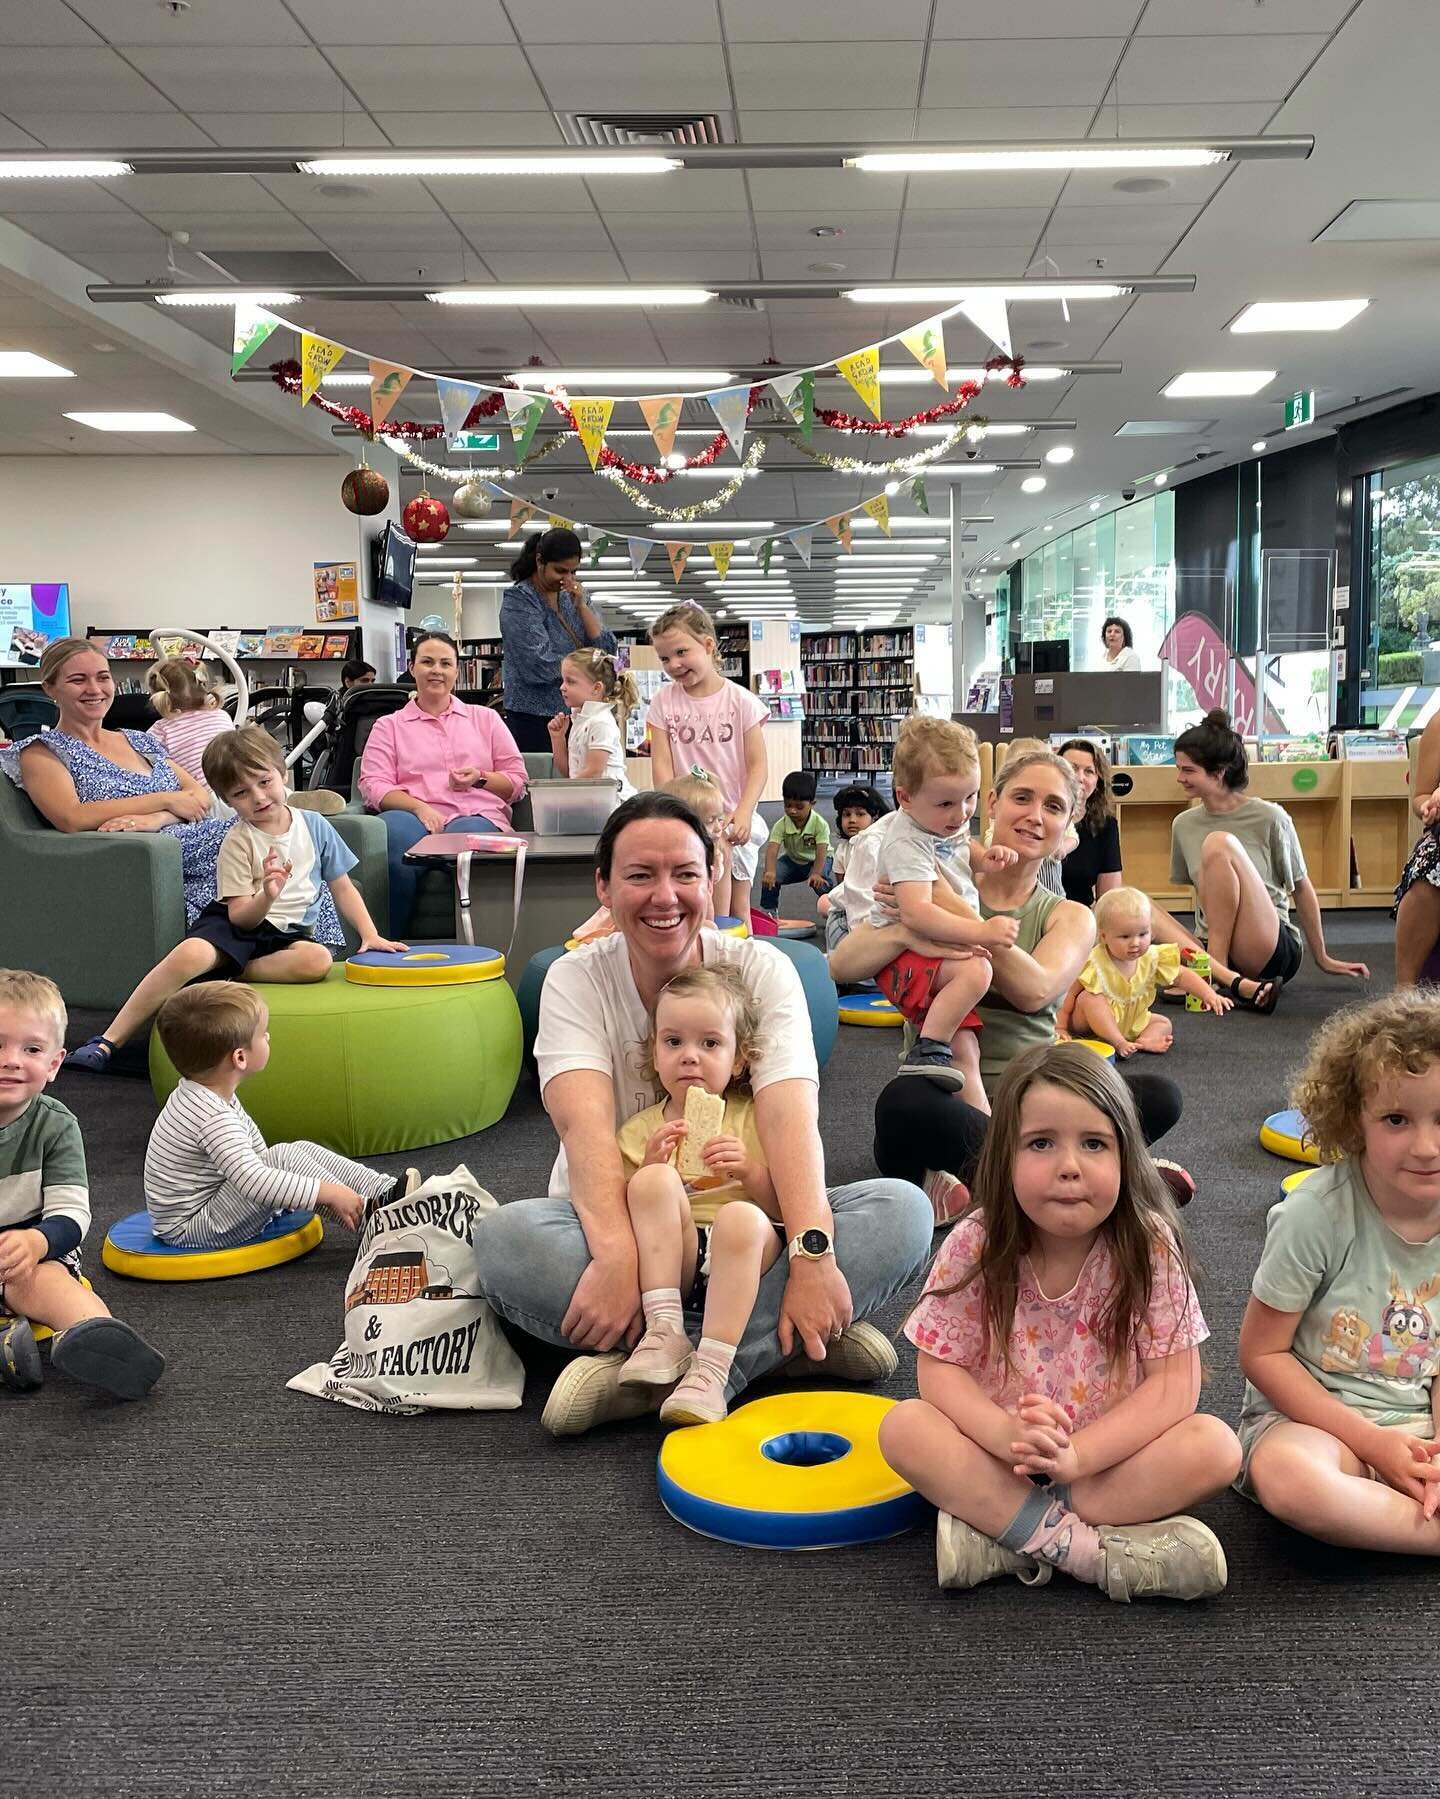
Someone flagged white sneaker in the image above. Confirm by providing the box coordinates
[540,1351,664,1437]
[1096,1515,1228,1602]
[782,1320,899,1383]
[936,1512,1052,1590]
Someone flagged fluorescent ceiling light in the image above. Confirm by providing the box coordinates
[1020,476,1047,494]
[321,372,371,387]
[299,155,677,176]
[857,516,967,530]
[1044,445,1075,465]
[428,287,714,307]
[1153,471,1169,485]
[1230,299,1369,333]
[1089,500,1102,511]
[606,428,714,439]
[846,284,1128,303]
[1162,370,1275,398]
[849,147,1223,173]
[645,522,775,534]
[1252,439,1268,453]
[672,469,761,481]
[64,411,193,432]
[155,290,299,307]
[508,369,733,388]
[0,158,130,178]
[0,352,73,377]
[922,463,998,475]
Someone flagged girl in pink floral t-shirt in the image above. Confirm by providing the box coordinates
[879,1041,1240,1604]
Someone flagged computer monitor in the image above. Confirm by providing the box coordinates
[373,523,416,607]
[1018,638,1070,674]
[0,583,70,666]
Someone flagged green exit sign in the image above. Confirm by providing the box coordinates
[448,430,500,451]
[1284,390,1315,430]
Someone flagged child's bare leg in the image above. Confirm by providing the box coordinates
[712,858,733,919]
[1132,1014,1173,1054]
[1071,988,1136,1056]
[901,958,992,1092]
[1068,1414,1241,1523]
[949,1029,987,1114]
[1249,1421,1440,1553]
[618,1164,698,1386]
[661,1202,782,1423]
[92,938,224,1051]
[244,939,334,983]
[3,1260,108,1332]
[728,873,752,920]
[881,1397,1036,1534]
[1,1263,164,1399]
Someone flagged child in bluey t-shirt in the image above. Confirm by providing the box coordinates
[65,723,403,1071]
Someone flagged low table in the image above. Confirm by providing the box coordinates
[403,832,599,987]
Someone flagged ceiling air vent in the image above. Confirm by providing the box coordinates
[558,112,729,148]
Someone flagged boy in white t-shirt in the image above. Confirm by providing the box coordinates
[867,717,1019,1107]
[64,725,403,1071]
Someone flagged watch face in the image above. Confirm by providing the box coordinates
[801,1227,830,1256]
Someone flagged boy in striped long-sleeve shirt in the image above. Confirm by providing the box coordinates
[144,983,401,1250]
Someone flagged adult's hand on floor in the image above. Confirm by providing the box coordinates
[562,1254,642,1352]
[1315,953,1370,980]
[778,1257,852,1362]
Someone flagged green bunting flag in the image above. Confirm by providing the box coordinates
[911,473,929,515]
[588,533,613,567]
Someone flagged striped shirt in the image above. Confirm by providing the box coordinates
[144,1078,320,1242]
[149,708,234,787]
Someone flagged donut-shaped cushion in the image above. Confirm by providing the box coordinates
[838,992,902,1027]
[1259,1108,1319,1166]
[657,1391,928,1550]
[776,919,818,940]
[102,1210,323,1281]
[715,915,749,938]
[1,1275,93,1342]
[1280,1164,1323,1202]
[345,943,505,986]
[1072,1038,1117,1061]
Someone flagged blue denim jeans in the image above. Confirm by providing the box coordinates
[470,1178,933,1399]
[381,809,500,934]
[760,852,833,912]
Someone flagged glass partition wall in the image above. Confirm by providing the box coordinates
[1018,490,1176,673]
[1359,449,1440,729]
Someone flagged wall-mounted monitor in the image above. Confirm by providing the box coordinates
[0,584,70,666]
[373,523,415,608]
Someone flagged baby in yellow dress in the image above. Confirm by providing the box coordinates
[1061,886,1229,1056]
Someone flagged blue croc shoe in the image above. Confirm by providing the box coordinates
[63,1036,115,1073]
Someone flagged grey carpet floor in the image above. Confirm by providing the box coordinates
[7,914,1432,1797]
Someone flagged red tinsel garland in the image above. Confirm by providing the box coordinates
[267,354,1024,476]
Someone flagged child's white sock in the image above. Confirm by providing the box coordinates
[998,1485,1103,1584]
[640,1287,684,1335]
[692,1335,737,1384]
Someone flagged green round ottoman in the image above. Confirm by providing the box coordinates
[149,965,521,1154]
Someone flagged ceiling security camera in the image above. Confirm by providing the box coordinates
[1121,485,1137,502]
[541,486,560,502]
[964,446,980,460]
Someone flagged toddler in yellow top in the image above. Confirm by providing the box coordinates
[613,964,779,1427]
[1060,886,1228,1056]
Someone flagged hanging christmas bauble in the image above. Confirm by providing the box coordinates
[450,479,493,519]
[402,493,451,543]
[340,465,389,516]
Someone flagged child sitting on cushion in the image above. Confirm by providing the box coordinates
[1059,886,1230,1056]
[144,981,410,1249]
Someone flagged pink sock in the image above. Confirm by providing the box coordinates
[1000,1487,1103,1584]
[640,1287,684,1334]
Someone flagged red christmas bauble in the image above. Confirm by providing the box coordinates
[402,494,451,543]
[340,465,390,516]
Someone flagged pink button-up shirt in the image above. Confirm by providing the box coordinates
[358,696,528,827]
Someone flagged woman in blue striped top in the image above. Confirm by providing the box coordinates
[500,527,617,753]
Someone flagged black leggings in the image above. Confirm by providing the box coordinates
[873,1070,1183,1189]
[505,710,555,754]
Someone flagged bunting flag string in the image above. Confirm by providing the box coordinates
[789,526,815,569]
[436,377,483,445]
[510,497,537,533]
[569,395,615,470]
[824,512,854,553]
[627,537,655,576]
[665,543,691,585]
[860,493,891,536]
[708,541,734,581]
[639,393,682,461]
[299,332,345,406]
[588,533,613,567]
[899,316,949,390]
[502,388,546,460]
[368,359,413,430]
[704,384,750,460]
[835,346,882,420]
[231,305,280,377]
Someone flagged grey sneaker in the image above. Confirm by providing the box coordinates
[618,1323,694,1388]
[936,1511,1052,1590]
[782,1320,899,1383]
[541,1351,665,1437]
[1096,1515,1227,1602]
[897,1040,966,1093]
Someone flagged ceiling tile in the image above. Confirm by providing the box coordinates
[587,170,748,215]
[290,0,515,41]
[1086,102,1277,135]
[934,0,1140,32]
[606,213,755,253]
[328,46,545,111]
[331,250,469,284]
[193,113,388,148]
[723,0,934,38]
[915,106,1096,141]
[753,212,899,249]
[66,1,308,43]
[759,248,896,280]
[524,44,731,111]
[0,210,167,251]
[1139,0,1353,32]
[737,109,916,144]
[453,210,613,254]
[0,48,175,111]
[894,243,1028,277]
[613,251,762,281]
[900,206,1053,249]
[747,168,906,213]
[922,39,1125,109]
[728,42,925,111]
[151,214,329,249]
[1314,200,1440,243]
[1059,164,1228,205]
[120,173,290,213]
[1045,202,1199,243]
[0,179,131,215]
[0,2,103,45]
[124,46,345,111]
[7,109,213,148]
[486,249,628,281]
[0,117,49,149]
[256,173,445,213]
[903,171,1068,211]
[374,111,564,147]
[306,214,459,252]
[1115,35,1331,103]
[509,0,720,40]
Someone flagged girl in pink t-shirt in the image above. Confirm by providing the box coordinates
[146,657,234,796]
[646,602,768,919]
[879,1041,1240,1603]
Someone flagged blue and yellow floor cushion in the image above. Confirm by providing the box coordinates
[838,992,902,1027]
[657,1391,929,1550]
[103,1210,322,1281]
[775,919,818,940]
[1280,1164,1323,1202]
[1260,1108,1320,1166]
[344,944,505,985]
[715,915,749,938]
[1071,1038,1117,1061]
[1,1275,93,1341]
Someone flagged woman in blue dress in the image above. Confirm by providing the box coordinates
[500,527,616,753]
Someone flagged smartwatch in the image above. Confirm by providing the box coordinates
[787,1226,833,1263]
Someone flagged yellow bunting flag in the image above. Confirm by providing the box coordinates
[708,541,734,581]
[639,394,683,461]
[548,513,573,531]
[861,493,891,536]
[510,497,537,533]
[900,315,949,389]
[665,543,691,585]
[300,332,345,406]
[825,512,854,553]
[835,345,882,419]
[570,395,615,470]
[368,360,413,430]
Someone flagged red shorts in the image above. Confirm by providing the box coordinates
[876,950,983,1033]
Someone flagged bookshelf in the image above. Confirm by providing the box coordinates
[82,625,360,688]
[801,628,916,776]
[716,622,751,684]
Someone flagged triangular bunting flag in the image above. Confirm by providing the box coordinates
[665,543,691,585]
[825,512,854,553]
[548,513,573,531]
[436,378,482,445]
[708,542,734,582]
[588,534,613,568]
[835,345,882,419]
[368,359,413,430]
[510,497,537,533]
[570,396,615,470]
[502,388,545,460]
[639,394,683,462]
[910,473,929,515]
[797,371,814,438]
[769,373,805,422]
[231,304,280,377]
[789,527,814,570]
[757,538,775,577]
[959,292,1012,359]
[900,315,949,390]
[861,493,891,536]
[299,332,345,406]
[628,537,655,576]
[704,385,749,460]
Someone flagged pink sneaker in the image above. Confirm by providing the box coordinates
[660,1360,729,1426]
[618,1324,694,1388]
[924,1168,970,1227]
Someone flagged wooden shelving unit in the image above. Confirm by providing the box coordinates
[801,628,915,776]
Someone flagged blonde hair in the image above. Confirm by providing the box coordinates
[644,964,763,1091]
[649,602,717,650]
[38,636,103,687]
[0,968,66,1048]
[992,743,1081,814]
[662,769,725,828]
[892,714,978,794]
[1291,989,1440,1161]
[202,723,284,795]
[147,656,216,717]
[156,981,267,1078]
[562,646,639,732]
[1094,886,1151,932]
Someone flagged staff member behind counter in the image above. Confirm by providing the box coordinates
[1100,616,1143,673]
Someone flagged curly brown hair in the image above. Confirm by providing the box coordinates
[641,963,763,1093]
[1291,989,1440,1160]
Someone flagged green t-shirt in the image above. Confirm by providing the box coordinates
[1241,1158,1440,1428]
[0,1092,91,1241]
[768,809,830,866]
[975,883,1067,1082]
[1169,796,1306,940]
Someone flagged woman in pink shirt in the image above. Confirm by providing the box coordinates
[358,630,527,932]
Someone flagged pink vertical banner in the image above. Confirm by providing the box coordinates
[1160,611,1285,736]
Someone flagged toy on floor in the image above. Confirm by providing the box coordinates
[1071,1037,1117,1061]
[1259,1108,1320,1166]
[838,992,902,1026]
[775,919,818,940]
[657,1391,929,1550]
[1279,1165,1322,1202]
[103,1209,323,1281]
[345,943,505,985]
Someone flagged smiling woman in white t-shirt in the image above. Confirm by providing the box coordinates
[469,790,931,1437]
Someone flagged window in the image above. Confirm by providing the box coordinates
[1019,492,1174,673]
[1360,450,1440,729]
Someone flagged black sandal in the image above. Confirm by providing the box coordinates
[1227,974,1281,1015]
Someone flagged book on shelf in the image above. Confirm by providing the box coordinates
[762,695,805,722]
[207,629,242,659]
[322,634,352,658]
[261,626,307,657]
[236,632,266,658]
[295,634,325,660]
[1328,729,1408,761]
